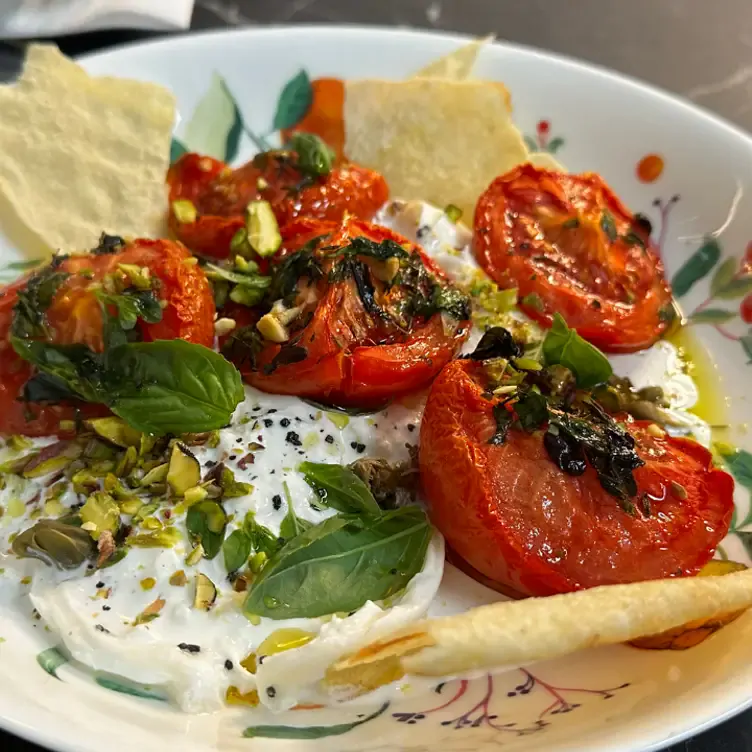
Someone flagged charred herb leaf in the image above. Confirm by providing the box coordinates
[91,233,126,255]
[600,211,617,242]
[514,389,549,432]
[489,402,514,445]
[95,288,162,331]
[11,268,70,340]
[268,241,324,303]
[344,237,409,262]
[244,506,431,619]
[468,327,523,361]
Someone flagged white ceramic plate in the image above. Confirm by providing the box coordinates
[2,25,752,752]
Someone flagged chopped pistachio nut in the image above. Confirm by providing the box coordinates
[119,498,143,516]
[172,199,197,224]
[80,492,120,540]
[245,200,281,257]
[229,285,265,307]
[166,443,201,497]
[140,463,169,487]
[87,417,142,448]
[115,446,138,477]
[230,228,250,255]
[193,573,217,610]
[140,577,156,591]
[184,486,208,506]
[444,203,463,223]
[185,543,205,566]
[58,420,76,432]
[117,263,152,290]
[256,313,288,343]
[249,551,267,573]
[7,435,33,453]
[133,597,166,626]
[206,431,221,449]
[214,317,236,337]
[169,570,188,587]
[43,498,65,517]
[141,517,163,531]
[128,528,181,548]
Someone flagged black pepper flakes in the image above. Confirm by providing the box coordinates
[266,686,276,698]
[267,408,278,414]
[178,643,201,654]
[325,434,334,444]
[286,431,302,446]
[263,419,274,428]
[205,460,216,469]
[407,424,416,432]
[272,494,282,511]
[228,455,237,461]
[95,624,110,633]
[102,605,111,611]
[95,581,105,588]
[224,659,234,670]
[350,442,366,453]
[279,418,291,428]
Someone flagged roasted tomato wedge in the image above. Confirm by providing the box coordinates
[222,217,470,407]
[420,357,734,598]
[167,151,389,259]
[0,236,215,436]
[473,164,672,352]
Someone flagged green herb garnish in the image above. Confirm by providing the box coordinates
[243,506,431,620]
[541,314,612,388]
[300,462,382,516]
[223,529,252,573]
[287,132,335,178]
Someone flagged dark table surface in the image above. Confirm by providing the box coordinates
[1,1,752,750]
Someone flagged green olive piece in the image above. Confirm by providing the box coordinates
[166,442,201,497]
[12,520,95,569]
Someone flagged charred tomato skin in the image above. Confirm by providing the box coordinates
[0,238,214,437]
[473,164,672,353]
[419,358,734,598]
[167,152,389,259]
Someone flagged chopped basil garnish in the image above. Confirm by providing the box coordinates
[287,132,335,178]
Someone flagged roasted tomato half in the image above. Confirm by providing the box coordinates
[222,217,470,407]
[0,236,215,436]
[420,358,734,598]
[167,151,389,259]
[473,164,673,353]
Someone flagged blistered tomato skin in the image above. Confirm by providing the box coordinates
[0,238,215,436]
[419,358,735,598]
[473,164,672,353]
[227,218,470,408]
[167,152,389,259]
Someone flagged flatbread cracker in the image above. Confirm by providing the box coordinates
[344,78,525,218]
[412,36,494,80]
[326,569,752,692]
[0,44,175,255]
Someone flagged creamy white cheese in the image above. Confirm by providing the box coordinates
[0,198,712,715]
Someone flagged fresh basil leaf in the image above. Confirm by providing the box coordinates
[21,372,81,404]
[279,504,312,541]
[106,340,244,434]
[223,529,251,573]
[542,314,612,388]
[243,512,281,558]
[299,462,381,516]
[243,506,431,619]
[186,500,227,560]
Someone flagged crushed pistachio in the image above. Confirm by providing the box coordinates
[133,597,166,626]
[184,486,208,506]
[185,543,205,566]
[140,577,157,591]
[193,572,217,610]
[127,528,181,548]
[8,435,33,453]
[169,570,188,587]
[172,199,197,224]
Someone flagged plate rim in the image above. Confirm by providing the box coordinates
[1,22,751,752]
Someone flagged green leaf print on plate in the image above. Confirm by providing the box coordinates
[671,238,721,297]
[272,70,313,132]
[37,646,68,678]
[243,702,389,739]
[689,308,737,324]
[95,674,167,701]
